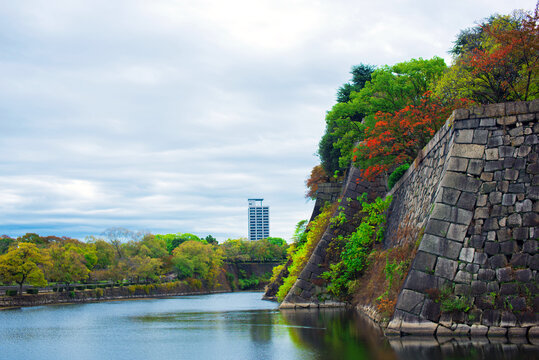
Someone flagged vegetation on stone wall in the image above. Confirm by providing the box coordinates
[322,195,392,299]
[276,203,336,301]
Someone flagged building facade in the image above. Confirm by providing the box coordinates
[248,198,269,241]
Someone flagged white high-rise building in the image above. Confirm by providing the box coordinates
[248,198,269,241]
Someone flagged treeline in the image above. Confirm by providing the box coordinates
[309,6,538,192]
[0,230,288,295]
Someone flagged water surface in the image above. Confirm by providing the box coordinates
[0,292,536,359]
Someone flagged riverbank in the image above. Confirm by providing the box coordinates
[0,281,236,309]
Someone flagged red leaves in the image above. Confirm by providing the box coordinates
[357,92,473,180]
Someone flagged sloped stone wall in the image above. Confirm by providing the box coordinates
[280,167,387,308]
[389,99,539,337]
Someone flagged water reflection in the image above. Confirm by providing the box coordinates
[280,308,539,360]
[0,293,537,360]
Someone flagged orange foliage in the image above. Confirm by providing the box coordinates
[305,165,329,199]
[355,92,473,180]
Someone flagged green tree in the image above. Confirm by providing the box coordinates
[47,243,89,287]
[0,242,51,295]
[172,241,223,287]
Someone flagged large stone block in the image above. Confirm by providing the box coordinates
[451,143,485,159]
[435,257,458,280]
[478,269,495,281]
[425,219,450,237]
[441,171,482,192]
[412,251,437,272]
[418,234,462,259]
[447,223,468,242]
[459,248,475,263]
[396,289,425,314]
[404,270,439,292]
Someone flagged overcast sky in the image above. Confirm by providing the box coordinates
[0,0,536,242]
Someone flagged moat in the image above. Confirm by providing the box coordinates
[0,292,537,360]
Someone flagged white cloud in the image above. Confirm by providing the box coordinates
[0,0,536,240]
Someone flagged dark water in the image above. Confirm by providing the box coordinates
[0,292,537,360]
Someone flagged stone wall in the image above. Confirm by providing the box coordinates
[279,99,538,338]
[280,167,387,308]
[310,181,343,221]
[388,99,539,337]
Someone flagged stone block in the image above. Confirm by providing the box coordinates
[471,281,487,295]
[470,324,488,336]
[511,297,527,312]
[451,144,486,159]
[530,254,539,270]
[507,213,522,227]
[471,235,486,249]
[447,223,468,242]
[488,327,508,337]
[480,181,497,193]
[473,129,489,144]
[396,289,425,315]
[473,252,487,265]
[475,295,495,310]
[460,248,475,263]
[412,251,437,272]
[500,311,518,327]
[509,253,529,267]
[455,283,471,295]
[467,159,484,175]
[442,172,482,193]
[504,169,519,181]
[515,199,533,212]
[488,191,502,204]
[497,228,512,241]
[403,270,438,292]
[517,145,532,157]
[523,240,538,254]
[435,257,458,280]
[478,269,495,281]
[441,187,461,205]
[455,118,480,129]
[418,234,462,259]
[482,309,501,326]
[496,267,514,282]
[447,157,469,172]
[425,219,450,237]
[500,283,518,295]
[485,148,498,161]
[474,207,489,219]
[455,129,474,143]
[523,212,539,227]
[508,327,528,338]
[420,298,441,322]
[502,194,516,206]
[499,146,515,158]
[500,241,518,254]
[488,254,508,269]
[454,270,472,283]
[457,192,477,211]
[484,241,500,255]
[515,268,532,282]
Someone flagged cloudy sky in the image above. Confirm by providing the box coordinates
[0,0,535,242]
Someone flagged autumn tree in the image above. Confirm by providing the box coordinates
[437,8,538,103]
[305,165,329,199]
[0,242,51,295]
[356,92,473,179]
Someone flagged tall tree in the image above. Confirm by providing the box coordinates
[0,242,50,295]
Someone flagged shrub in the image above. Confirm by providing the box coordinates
[68,291,76,299]
[187,278,202,290]
[388,163,410,190]
[87,285,96,289]
[95,288,104,298]
[26,288,39,294]
[6,290,18,296]
[75,285,86,290]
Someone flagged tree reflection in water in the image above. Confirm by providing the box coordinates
[280,308,539,360]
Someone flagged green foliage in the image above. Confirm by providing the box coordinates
[172,241,223,288]
[388,163,410,190]
[323,195,392,299]
[220,238,288,263]
[156,233,205,254]
[441,296,472,313]
[26,288,39,294]
[0,242,51,295]
[276,203,335,302]
[5,289,18,296]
